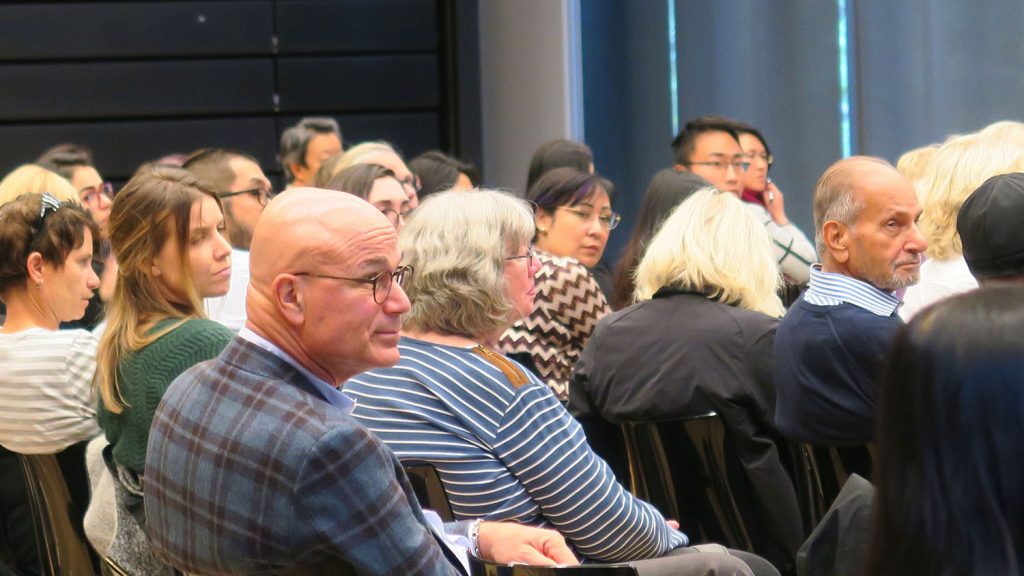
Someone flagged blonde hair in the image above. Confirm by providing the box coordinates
[634,187,785,317]
[95,167,221,413]
[399,189,535,339]
[917,134,1024,260]
[0,164,77,205]
[313,141,395,187]
[896,144,939,186]
[979,120,1024,148]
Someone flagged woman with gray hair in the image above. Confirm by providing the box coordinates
[570,188,803,573]
[345,190,777,575]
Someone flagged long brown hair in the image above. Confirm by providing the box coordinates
[94,167,220,413]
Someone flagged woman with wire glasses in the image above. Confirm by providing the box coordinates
[91,167,234,574]
[0,193,102,575]
[325,163,412,230]
[498,167,616,401]
[731,122,816,286]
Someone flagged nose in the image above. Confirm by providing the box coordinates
[86,263,100,291]
[214,229,232,259]
[907,222,928,253]
[384,280,412,315]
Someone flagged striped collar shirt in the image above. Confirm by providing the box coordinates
[803,264,902,317]
[238,326,354,413]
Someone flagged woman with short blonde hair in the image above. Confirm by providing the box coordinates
[901,134,1024,319]
[635,187,785,316]
[0,164,77,204]
[571,187,801,569]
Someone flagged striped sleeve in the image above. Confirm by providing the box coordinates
[491,381,686,562]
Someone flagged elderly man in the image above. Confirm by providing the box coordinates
[774,156,927,446]
[144,189,577,575]
[184,148,274,330]
[957,172,1024,285]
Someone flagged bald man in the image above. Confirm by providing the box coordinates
[143,189,577,575]
[774,157,926,446]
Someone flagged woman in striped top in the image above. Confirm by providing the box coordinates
[346,190,775,575]
[0,192,102,454]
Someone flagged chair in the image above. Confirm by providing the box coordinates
[403,462,456,522]
[18,451,96,576]
[804,444,876,512]
[470,555,638,575]
[621,413,753,551]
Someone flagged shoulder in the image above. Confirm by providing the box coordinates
[538,252,594,286]
[164,318,234,351]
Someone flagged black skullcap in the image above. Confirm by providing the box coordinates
[957,172,1024,279]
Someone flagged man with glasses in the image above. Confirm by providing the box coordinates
[671,115,749,195]
[144,189,580,575]
[184,148,274,330]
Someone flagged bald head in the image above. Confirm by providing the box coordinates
[814,156,926,290]
[245,187,408,383]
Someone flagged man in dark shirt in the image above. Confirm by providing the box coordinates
[774,156,927,445]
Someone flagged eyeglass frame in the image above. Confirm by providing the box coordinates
[217,187,275,206]
[379,206,414,226]
[292,265,414,305]
[78,182,115,203]
[397,175,422,194]
[743,152,774,166]
[556,205,622,230]
[505,245,537,263]
[686,160,751,172]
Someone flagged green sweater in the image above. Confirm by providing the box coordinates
[98,318,233,474]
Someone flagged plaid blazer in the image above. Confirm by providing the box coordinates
[144,336,462,575]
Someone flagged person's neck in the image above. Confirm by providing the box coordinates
[0,290,57,333]
[402,329,499,349]
[243,315,342,386]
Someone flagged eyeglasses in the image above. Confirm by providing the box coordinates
[379,207,413,226]
[505,245,537,264]
[398,175,421,194]
[31,193,62,243]
[688,160,750,172]
[558,206,622,230]
[218,187,275,206]
[744,152,774,166]
[294,265,413,305]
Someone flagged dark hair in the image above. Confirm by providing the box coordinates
[279,117,342,183]
[730,121,771,157]
[526,139,594,191]
[611,169,710,309]
[409,150,478,199]
[36,143,95,181]
[865,285,1024,576]
[527,167,613,215]
[670,115,742,166]
[0,194,100,295]
[324,164,397,200]
[182,148,259,192]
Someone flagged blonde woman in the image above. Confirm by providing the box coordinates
[93,167,233,573]
[900,135,1024,319]
[313,140,421,208]
[0,164,78,205]
[570,188,802,571]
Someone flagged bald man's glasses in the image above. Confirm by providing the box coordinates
[294,265,413,304]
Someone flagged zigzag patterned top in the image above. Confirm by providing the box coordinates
[498,250,610,401]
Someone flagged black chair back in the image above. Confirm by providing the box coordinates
[403,462,456,522]
[621,413,753,551]
[804,444,876,512]
[18,450,96,576]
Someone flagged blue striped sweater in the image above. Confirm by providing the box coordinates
[345,337,686,562]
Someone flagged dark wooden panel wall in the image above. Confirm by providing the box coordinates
[0,0,471,184]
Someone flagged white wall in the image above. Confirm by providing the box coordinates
[478,0,582,195]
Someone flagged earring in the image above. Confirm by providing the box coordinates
[537,227,547,234]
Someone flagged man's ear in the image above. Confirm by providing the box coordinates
[273,275,305,327]
[289,161,311,185]
[674,163,688,173]
[822,220,850,264]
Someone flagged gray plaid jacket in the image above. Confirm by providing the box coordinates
[144,336,462,575]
